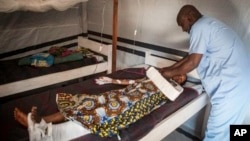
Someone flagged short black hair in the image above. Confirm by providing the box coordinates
[176,5,202,24]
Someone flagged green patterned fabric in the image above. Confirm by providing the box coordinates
[91,92,167,137]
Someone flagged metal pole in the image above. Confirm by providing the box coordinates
[112,0,118,72]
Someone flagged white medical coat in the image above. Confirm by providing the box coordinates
[189,16,250,141]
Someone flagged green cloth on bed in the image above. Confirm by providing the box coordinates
[18,56,32,66]
[18,53,83,65]
[31,53,54,67]
[54,53,83,64]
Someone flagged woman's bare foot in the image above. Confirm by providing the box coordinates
[14,106,42,127]
[14,107,28,127]
[30,106,42,123]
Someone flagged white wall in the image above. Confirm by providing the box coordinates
[87,0,250,58]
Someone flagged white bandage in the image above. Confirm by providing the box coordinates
[129,80,135,84]
[27,113,90,141]
[95,77,112,85]
[27,113,53,141]
[116,80,121,84]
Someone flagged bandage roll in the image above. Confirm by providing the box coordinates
[116,80,121,84]
[129,80,135,84]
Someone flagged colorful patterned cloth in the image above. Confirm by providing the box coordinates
[56,78,168,137]
[48,46,73,57]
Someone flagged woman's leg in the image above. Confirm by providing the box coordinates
[42,111,65,124]
[14,107,29,127]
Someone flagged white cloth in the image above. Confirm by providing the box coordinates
[27,113,90,141]
[95,76,113,85]
[28,113,53,141]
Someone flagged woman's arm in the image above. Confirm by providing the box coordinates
[111,78,143,85]
[95,76,143,85]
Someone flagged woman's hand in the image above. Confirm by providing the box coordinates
[95,76,139,85]
[95,77,113,85]
[172,74,187,85]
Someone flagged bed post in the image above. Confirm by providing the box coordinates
[112,0,118,72]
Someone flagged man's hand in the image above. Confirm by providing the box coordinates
[160,68,186,85]
[160,67,172,78]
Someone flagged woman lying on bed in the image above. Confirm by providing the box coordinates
[14,74,186,141]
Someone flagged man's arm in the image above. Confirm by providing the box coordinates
[162,55,189,70]
[161,53,202,78]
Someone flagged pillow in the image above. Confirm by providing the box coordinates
[92,54,104,62]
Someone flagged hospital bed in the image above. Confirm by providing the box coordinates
[0,37,112,98]
[138,51,209,141]
[0,50,209,141]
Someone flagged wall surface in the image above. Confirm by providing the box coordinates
[87,0,250,68]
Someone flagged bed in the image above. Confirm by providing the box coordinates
[0,50,209,141]
[0,37,112,98]
[139,51,209,140]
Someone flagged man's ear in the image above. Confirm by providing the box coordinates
[186,13,192,21]
[187,11,196,23]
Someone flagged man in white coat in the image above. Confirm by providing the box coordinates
[161,4,250,141]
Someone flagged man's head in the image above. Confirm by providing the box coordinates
[176,5,202,33]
